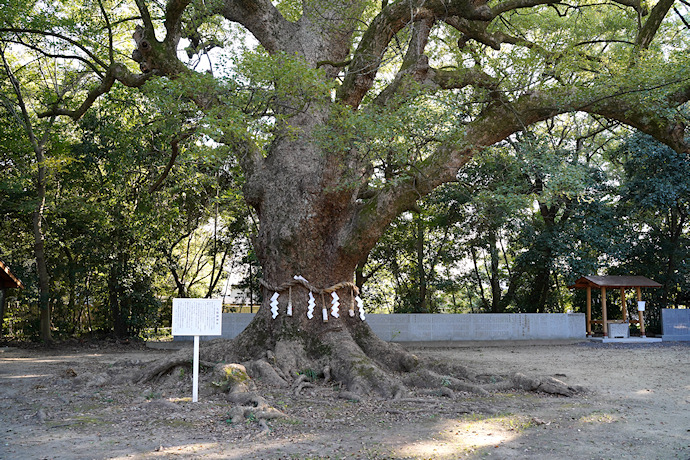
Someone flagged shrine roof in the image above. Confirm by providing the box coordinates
[569,275,662,289]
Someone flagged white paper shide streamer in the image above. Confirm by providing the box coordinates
[267,275,362,322]
[307,292,315,319]
[356,295,365,321]
[321,299,329,322]
[330,292,340,318]
[270,292,280,319]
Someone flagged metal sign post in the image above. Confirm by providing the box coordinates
[171,298,222,402]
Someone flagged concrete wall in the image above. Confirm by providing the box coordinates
[175,312,586,342]
[366,313,584,341]
[661,309,690,341]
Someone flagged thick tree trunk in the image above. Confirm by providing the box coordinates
[64,247,77,334]
[488,229,502,313]
[531,267,552,313]
[224,109,418,396]
[529,202,559,313]
[661,207,684,308]
[171,267,187,298]
[470,246,488,309]
[31,128,51,342]
[108,258,128,337]
[34,195,51,342]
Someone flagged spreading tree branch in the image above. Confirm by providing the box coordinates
[164,0,192,50]
[97,0,114,64]
[674,6,690,30]
[148,128,196,193]
[373,17,435,107]
[339,0,495,108]
[343,76,690,257]
[214,0,296,54]
[636,0,676,49]
[340,0,567,108]
[0,28,109,70]
[37,63,153,121]
[134,0,155,32]
[491,0,562,17]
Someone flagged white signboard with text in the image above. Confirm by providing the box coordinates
[171,298,222,403]
[172,298,222,336]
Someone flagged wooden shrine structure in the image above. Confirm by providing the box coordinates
[570,276,661,337]
[0,259,24,337]
[0,259,24,290]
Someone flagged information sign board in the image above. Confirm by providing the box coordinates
[172,298,222,336]
[171,298,223,403]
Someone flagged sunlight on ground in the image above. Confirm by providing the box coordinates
[0,356,105,379]
[634,388,655,396]
[579,412,618,424]
[109,442,220,459]
[109,437,312,459]
[396,415,524,458]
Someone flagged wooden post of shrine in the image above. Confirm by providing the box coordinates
[620,288,628,323]
[601,286,608,337]
[636,287,646,338]
[586,285,592,337]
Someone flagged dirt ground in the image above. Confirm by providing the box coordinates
[1,339,688,460]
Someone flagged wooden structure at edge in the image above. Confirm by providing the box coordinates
[570,276,661,337]
[1,259,24,337]
[0,259,24,290]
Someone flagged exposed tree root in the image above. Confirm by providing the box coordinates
[322,328,406,398]
[226,390,285,424]
[338,390,362,402]
[418,387,455,398]
[133,354,215,384]
[291,374,315,395]
[130,329,583,433]
[483,372,582,397]
[403,367,490,396]
[136,337,581,400]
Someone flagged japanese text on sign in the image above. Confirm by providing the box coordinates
[172,298,222,336]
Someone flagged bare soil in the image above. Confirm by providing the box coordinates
[1,339,688,459]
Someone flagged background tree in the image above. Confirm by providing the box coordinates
[614,132,690,332]
[0,73,248,338]
[360,121,620,316]
[0,46,62,342]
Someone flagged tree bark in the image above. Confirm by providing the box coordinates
[34,193,51,342]
[470,246,488,309]
[488,229,503,313]
[415,215,428,313]
[109,252,129,337]
[213,107,421,396]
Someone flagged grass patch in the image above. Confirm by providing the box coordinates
[47,415,110,428]
[579,411,618,424]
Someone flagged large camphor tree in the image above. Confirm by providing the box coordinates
[3,0,688,397]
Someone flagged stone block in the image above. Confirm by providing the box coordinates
[662,308,690,341]
[608,322,629,339]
